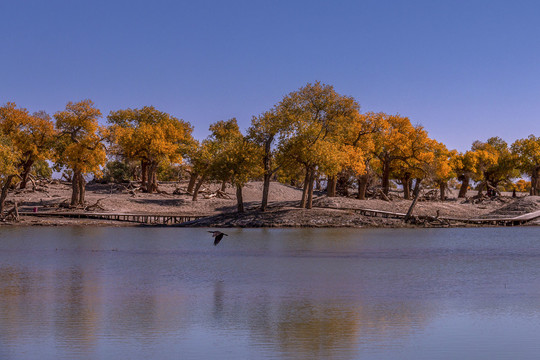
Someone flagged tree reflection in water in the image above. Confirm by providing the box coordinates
[1,227,540,359]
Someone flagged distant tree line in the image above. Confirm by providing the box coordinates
[1,82,539,216]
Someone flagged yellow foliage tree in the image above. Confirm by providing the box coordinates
[344,112,383,199]
[248,109,290,211]
[514,179,531,193]
[54,100,107,206]
[452,150,478,198]
[208,119,262,212]
[108,106,195,193]
[323,111,381,198]
[0,135,19,214]
[424,140,457,200]
[471,137,518,196]
[371,114,432,197]
[277,81,360,208]
[0,103,56,189]
[511,135,540,195]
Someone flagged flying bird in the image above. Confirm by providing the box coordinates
[208,231,228,246]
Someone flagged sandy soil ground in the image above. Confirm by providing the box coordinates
[3,180,540,227]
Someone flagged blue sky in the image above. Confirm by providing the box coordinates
[1,0,539,151]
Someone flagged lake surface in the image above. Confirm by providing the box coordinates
[0,226,539,359]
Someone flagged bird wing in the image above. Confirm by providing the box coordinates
[214,234,223,246]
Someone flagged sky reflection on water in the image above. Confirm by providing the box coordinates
[1,227,540,359]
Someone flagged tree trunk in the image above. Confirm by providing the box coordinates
[236,184,245,213]
[146,162,158,193]
[531,167,540,196]
[19,159,34,190]
[439,182,446,201]
[192,174,207,201]
[357,174,368,200]
[0,175,16,215]
[327,176,337,197]
[404,179,422,223]
[152,167,158,192]
[306,169,315,209]
[221,180,227,192]
[261,137,274,211]
[300,167,310,208]
[71,171,81,206]
[382,161,391,196]
[261,172,272,211]
[78,174,86,205]
[401,174,411,200]
[187,172,198,193]
[141,161,148,190]
[477,181,485,196]
[458,175,470,198]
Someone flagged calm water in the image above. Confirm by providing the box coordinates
[0,227,540,359]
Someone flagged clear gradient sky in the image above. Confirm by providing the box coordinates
[1,0,539,151]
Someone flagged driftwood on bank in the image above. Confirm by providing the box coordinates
[2,202,19,222]
[84,198,107,212]
[369,189,391,202]
[406,214,451,227]
[202,188,232,199]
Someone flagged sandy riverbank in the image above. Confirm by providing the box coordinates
[3,181,539,227]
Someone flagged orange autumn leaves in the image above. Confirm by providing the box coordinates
[1,81,540,214]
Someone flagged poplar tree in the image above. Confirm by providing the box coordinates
[108,106,195,193]
[54,100,107,206]
[512,135,540,195]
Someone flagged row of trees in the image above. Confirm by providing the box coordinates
[1,82,539,215]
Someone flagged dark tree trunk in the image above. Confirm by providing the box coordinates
[261,137,274,211]
[236,184,244,213]
[78,174,86,205]
[531,167,540,196]
[439,182,446,201]
[71,171,81,206]
[357,174,368,200]
[300,167,310,208]
[187,172,198,193]
[477,181,485,196]
[221,180,227,192]
[336,172,350,197]
[306,169,315,209]
[19,159,34,190]
[192,174,207,201]
[401,174,411,200]
[404,179,422,222]
[141,161,148,190]
[0,175,16,215]
[145,162,158,193]
[458,175,470,198]
[382,161,391,196]
[327,176,337,197]
[261,172,272,211]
